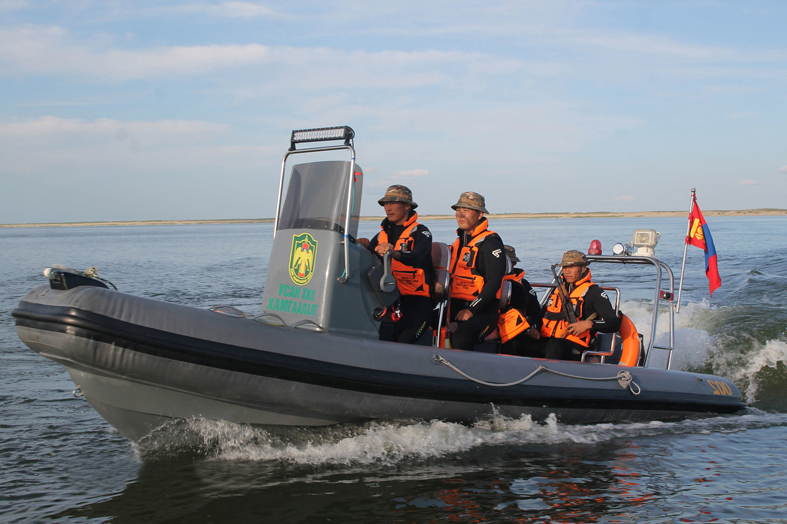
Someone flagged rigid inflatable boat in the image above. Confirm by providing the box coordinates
[13,126,746,442]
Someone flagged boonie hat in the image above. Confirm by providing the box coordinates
[451,191,488,214]
[559,250,590,267]
[504,245,520,263]
[378,185,417,209]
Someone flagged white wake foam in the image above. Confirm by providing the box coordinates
[621,299,787,403]
[726,338,787,402]
[134,411,787,466]
[619,299,717,370]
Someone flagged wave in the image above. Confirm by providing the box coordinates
[619,299,787,408]
[133,411,787,466]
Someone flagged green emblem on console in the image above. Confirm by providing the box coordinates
[289,232,318,285]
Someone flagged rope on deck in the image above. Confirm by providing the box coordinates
[433,355,641,395]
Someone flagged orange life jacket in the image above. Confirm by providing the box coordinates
[496,269,531,343]
[498,308,531,343]
[449,221,497,302]
[377,212,430,298]
[508,268,525,281]
[540,269,595,347]
[500,268,525,290]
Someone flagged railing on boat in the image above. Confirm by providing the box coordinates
[529,255,677,370]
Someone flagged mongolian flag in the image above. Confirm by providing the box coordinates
[686,197,721,296]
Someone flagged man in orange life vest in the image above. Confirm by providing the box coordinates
[448,192,507,351]
[539,250,620,361]
[358,185,434,343]
[498,245,543,356]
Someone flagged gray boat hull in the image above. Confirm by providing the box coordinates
[14,285,746,441]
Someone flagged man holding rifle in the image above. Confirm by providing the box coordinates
[539,250,620,361]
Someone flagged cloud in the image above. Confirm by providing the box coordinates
[614,195,636,201]
[779,166,787,174]
[740,179,760,185]
[157,2,276,18]
[393,169,430,177]
[726,111,758,120]
[0,27,272,80]
[0,116,252,177]
[370,169,431,188]
[567,31,734,61]
[0,115,228,140]
[0,25,531,86]
[0,0,30,11]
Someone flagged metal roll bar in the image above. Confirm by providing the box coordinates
[272,131,357,284]
[531,254,678,369]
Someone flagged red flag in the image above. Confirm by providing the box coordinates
[685,198,721,296]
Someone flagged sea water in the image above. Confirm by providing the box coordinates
[1,217,786,523]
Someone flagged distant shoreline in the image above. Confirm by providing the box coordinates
[2,208,785,228]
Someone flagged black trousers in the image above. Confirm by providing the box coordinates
[544,337,586,361]
[510,337,586,361]
[378,296,433,344]
[451,309,499,351]
[501,335,543,358]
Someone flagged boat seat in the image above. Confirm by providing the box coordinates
[430,242,511,307]
[431,242,450,302]
[499,257,512,309]
[431,242,451,347]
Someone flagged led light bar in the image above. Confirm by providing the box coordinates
[290,126,354,150]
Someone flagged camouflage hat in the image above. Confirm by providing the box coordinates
[504,245,520,263]
[378,185,417,209]
[451,191,488,213]
[558,250,590,267]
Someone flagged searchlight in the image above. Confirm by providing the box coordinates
[611,229,660,257]
[631,229,660,257]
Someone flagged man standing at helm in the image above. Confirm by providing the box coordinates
[539,250,620,361]
[448,192,507,351]
[358,185,434,344]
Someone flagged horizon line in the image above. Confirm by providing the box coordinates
[2,208,786,228]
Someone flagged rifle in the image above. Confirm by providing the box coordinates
[550,264,597,338]
[550,264,577,324]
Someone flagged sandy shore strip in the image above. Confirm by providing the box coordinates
[2,209,785,228]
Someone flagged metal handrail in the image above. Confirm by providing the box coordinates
[530,254,677,369]
[580,286,620,363]
[291,319,326,333]
[529,283,619,362]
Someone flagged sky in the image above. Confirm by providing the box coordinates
[1,0,786,224]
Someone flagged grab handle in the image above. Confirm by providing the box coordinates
[380,251,397,293]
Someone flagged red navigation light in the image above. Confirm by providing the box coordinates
[588,239,602,255]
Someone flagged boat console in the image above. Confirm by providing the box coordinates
[260,126,397,339]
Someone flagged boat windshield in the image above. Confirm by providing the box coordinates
[277,161,361,237]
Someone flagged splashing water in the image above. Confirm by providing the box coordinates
[130,410,787,469]
[618,298,787,406]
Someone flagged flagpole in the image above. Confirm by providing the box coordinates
[676,188,696,313]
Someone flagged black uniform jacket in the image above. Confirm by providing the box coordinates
[450,219,506,315]
[508,277,544,330]
[368,211,434,288]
